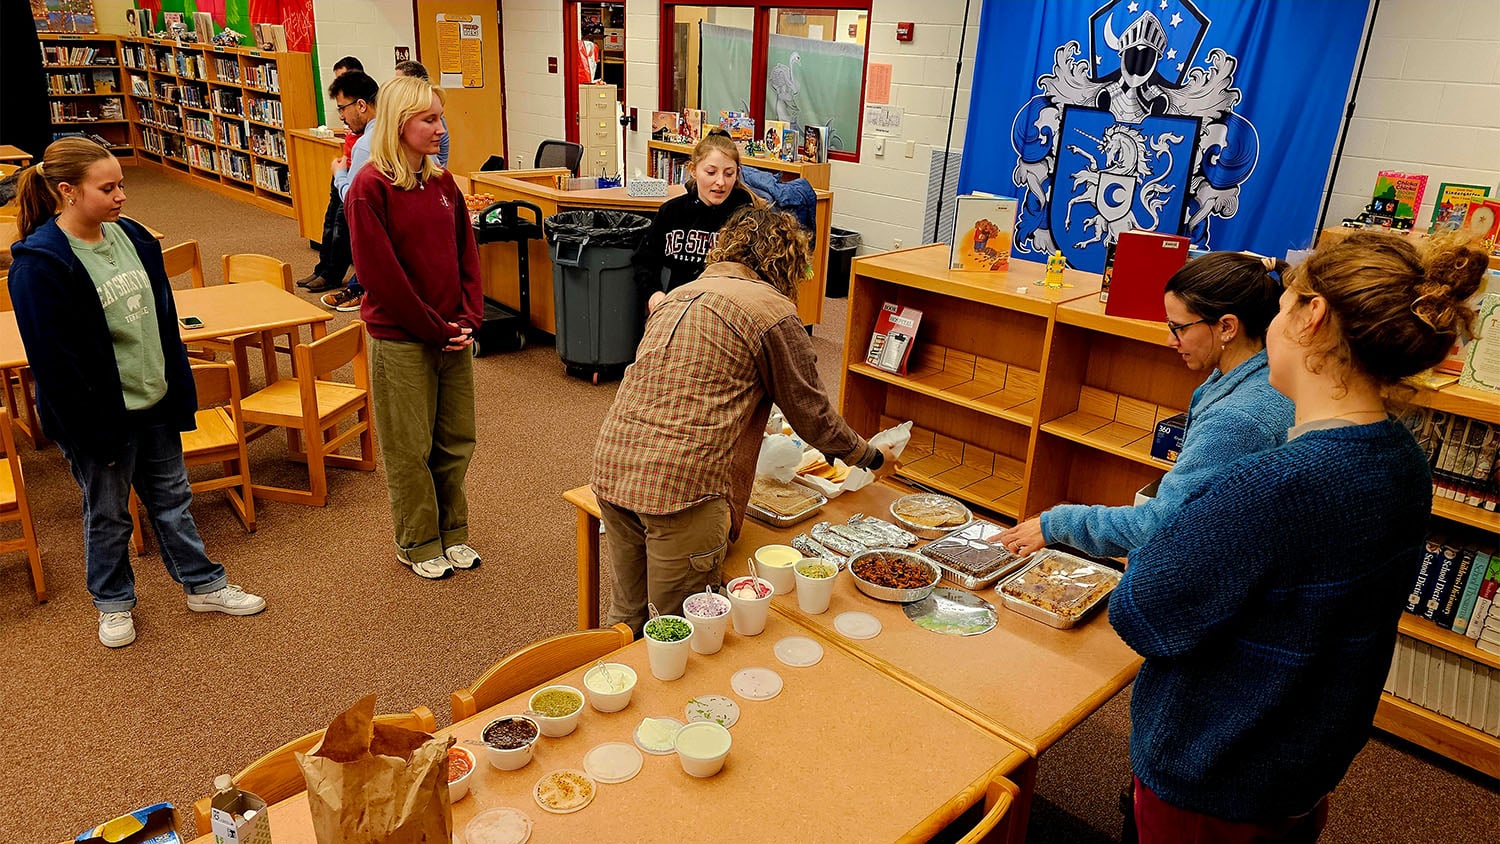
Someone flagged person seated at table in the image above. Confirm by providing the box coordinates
[8,137,266,648]
[1000,252,1294,559]
[633,128,756,316]
[345,75,483,581]
[297,55,363,295]
[1111,232,1486,843]
[593,205,898,634]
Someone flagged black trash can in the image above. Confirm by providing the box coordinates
[545,210,653,384]
[826,227,861,298]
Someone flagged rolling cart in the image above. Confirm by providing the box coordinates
[471,199,544,356]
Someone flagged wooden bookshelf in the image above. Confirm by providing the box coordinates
[116,36,314,217]
[842,243,1500,779]
[39,34,132,156]
[646,139,831,190]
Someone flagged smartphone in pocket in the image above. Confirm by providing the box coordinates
[179,315,204,329]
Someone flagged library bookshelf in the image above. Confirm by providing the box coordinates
[646,139,830,190]
[842,242,1500,777]
[38,34,133,156]
[40,34,314,219]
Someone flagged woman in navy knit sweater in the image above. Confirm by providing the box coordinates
[1111,232,1486,842]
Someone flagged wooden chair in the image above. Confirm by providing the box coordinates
[0,274,46,449]
[128,361,254,554]
[190,705,436,832]
[161,240,207,288]
[450,623,633,722]
[0,408,44,602]
[956,776,1020,844]
[197,253,300,395]
[238,322,375,507]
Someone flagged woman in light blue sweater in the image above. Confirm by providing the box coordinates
[1001,253,1295,558]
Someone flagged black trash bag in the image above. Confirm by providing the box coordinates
[544,210,652,250]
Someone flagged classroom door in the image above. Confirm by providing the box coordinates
[416,0,506,177]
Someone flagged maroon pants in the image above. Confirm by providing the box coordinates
[1134,777,1329,844]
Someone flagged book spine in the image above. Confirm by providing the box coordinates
[1458,419,1487,505]
[1455,659,1476,724]
[1422,542,1460,621]
[1467,568,1500,642]
[1439,649,1461,717]
[1436,546,1477,629]
[1407,539,1442,614]
[1436,416,1470,500]
[1453,550,1496,635]
[1395,634,1415,700]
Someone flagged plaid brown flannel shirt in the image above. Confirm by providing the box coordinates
[592,262,876,537]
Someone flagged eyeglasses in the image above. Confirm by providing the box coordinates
[335,100,361,114]
[1166,317,1211,341]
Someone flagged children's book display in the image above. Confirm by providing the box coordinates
[1430,183,1492,234]
[949,195,1016,271]
[866,303,923,375]
[801,125,829,164]
[719,111,755,143]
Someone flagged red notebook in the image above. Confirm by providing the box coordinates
[1104,231,1191,322]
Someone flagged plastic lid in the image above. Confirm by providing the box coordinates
[582,742,644,784]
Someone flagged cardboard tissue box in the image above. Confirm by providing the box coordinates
[1151,413,1187,463]
[627,177,668,198]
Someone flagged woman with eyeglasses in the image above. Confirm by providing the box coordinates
[1000,252,1294,558]
[1111,232,1485,842]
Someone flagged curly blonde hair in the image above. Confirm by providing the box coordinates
[705,206,810,300]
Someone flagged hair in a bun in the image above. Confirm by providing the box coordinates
[1165,251,1287,340]
[1286,231,1486,385]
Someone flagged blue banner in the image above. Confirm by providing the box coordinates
[960,0,1370,272]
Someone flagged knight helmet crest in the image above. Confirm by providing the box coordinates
[1106,12,1168,86]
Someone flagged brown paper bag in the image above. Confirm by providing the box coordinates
[295,695,453,844]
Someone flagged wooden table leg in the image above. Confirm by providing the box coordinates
[1006,755,1038,844]
[576,508,600,630]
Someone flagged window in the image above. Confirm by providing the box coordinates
[661,2,872,161]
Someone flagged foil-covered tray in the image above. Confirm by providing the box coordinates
[746,477,827,527]
[996,549,1121,629]
[889,493,973,539]
[920,520,1031,590]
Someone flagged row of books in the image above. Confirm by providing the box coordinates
[178,84,206,110]
[1401,408,1500,510]
[243,63,281,93]
[649,109,829,164]
[648,152,689,185]
[219,149,253,182]
[1406,532,1500,647]
[213,58,241,84]
[129,76,150,96]
[43,45,114,66]
[186,142,217,170]
[46,71,116,95]
[209,90,243,117]
[49,100,121,123]
[254,161,290,193]
[51,130,121,150]
[250,128,288,161]
[218,120,246,150]
[140,128,183,160]
[184,115,214,143]
[121,45,146,70]
[244,96,283,126]
[1383,634,1500,736]
[136,101,182,132]
[175,52,206,81]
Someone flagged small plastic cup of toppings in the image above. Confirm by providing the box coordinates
[673,720,733,778]
[447,745,477,800]
[583,662,638,712]
[528,685,585,737]
[753,544,801,594]
[481,714,540,771]
[683,591,732,655]
[725,576,774,636]
[793,558,838,614]
[643,615,696,680]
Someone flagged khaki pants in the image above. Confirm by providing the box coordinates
[369,338,476,562]
[598,496,730,636]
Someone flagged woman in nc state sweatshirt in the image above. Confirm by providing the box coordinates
[345,76,483,581]
[633,129,756,313]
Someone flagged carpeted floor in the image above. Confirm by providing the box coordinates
[2,166,1496,842]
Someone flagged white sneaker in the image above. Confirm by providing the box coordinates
[445,544,482,570]
[398,551,454,580]
[99,611,136,648]
[186,584,267,616]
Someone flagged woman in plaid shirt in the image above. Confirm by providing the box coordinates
[592,206,897,633]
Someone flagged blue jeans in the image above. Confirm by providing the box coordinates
[60,421,228,612]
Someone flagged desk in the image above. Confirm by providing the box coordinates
[0,146,30,166]
[470,169,832,333]
[188,613,1028,843]
[287,129,345,244]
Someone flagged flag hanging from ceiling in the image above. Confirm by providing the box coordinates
[959,0,1370,272]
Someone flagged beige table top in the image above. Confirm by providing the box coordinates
[188,612,1026,843]
[0,145,29,164]
[567,481,1141,757]
[0,284,332,369]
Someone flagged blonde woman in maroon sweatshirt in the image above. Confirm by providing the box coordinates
[345,75,484,580]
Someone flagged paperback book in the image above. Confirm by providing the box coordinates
[1429,182,1492,234]
[949,195,1017,271]
[1372,170,1428,223]
[866,303,923,375]
[801,125,829,163]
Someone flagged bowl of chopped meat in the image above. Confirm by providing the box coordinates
[848,548,941,602]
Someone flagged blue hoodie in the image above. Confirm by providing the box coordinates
[1042,348,1293,557]
[8,216,196,462]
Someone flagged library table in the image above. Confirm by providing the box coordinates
[0,145,30,166]
[185,612,1028,844]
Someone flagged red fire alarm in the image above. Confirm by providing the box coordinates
[896,22,914,42]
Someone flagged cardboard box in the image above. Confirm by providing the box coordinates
[211,781,272,844]
[1104,230,1190,321]
[1151,412,1187,463]
[1135,480,1161,506]
[77,803,182,844]
[950,195,1017,271]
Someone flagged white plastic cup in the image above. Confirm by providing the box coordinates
[683,592,732,655]
[582,662,638,713]
[725,576,774,636]
[754,544,801,594]
[673,720,733,777]
[644,615,696,680]
[793,558,838,614]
